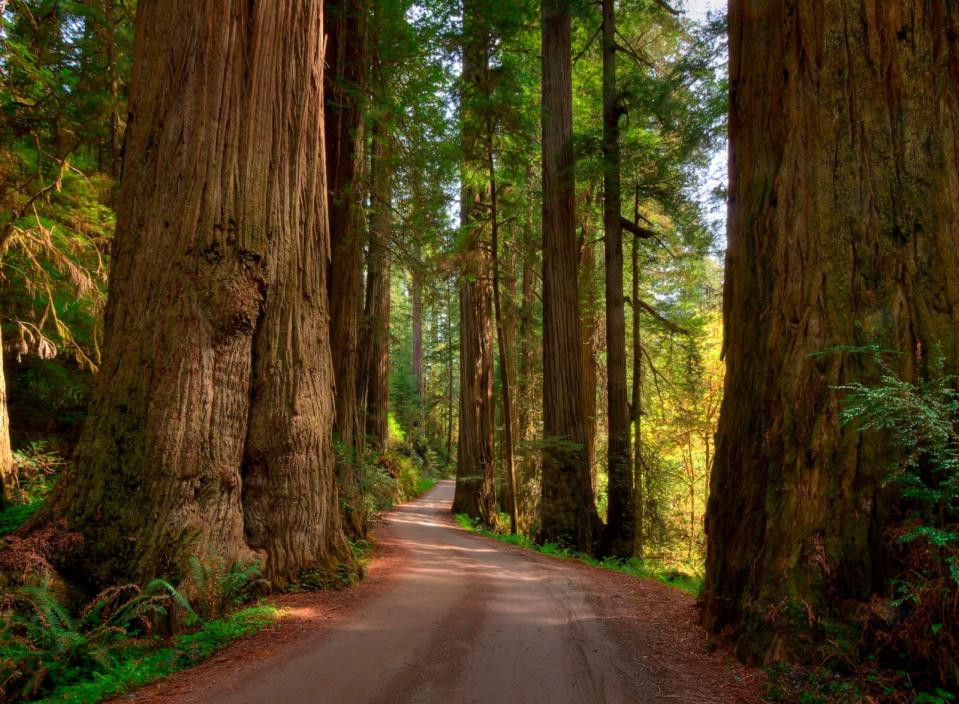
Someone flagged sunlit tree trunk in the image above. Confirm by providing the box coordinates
[0,328,16,504]
[539,0,600,553]
[704,0,959,663]
[24,0,348,588]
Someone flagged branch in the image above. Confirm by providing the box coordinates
[637,299,690,336]
[574,23,602,64]
[620,216,656,239]
[652,0,680,15]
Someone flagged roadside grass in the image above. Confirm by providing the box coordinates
[453,513,703,596]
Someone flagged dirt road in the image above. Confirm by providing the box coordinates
[128,481,761,704]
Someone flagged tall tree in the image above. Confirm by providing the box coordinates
[325,0,369,533]
[362,119,392,452]
[0,334,14,503]
[486,116,519,534]
[601,0,634,557]
[703,1,959,662]
[539,0,600,553]
[18,0,348,588]
[451,0,497,526]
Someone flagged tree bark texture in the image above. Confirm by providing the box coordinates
[704,0,959,663]
[452,0,497,526]
[21,0,348,589]
[601,0,634,557]
[362,120,391,453]
[325,0,368,535]
[539,0,600,553]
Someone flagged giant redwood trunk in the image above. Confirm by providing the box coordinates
[703,0,959,662]
[325,0,368,534]
[452,0,497,526]
[22,0,349,588]
[539,0,600,553]
[362,121,392,453]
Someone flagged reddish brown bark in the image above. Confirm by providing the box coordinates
[325,0,368,534]
[24,0,348,588]
[539,0,600,553]
[704,0,959,662]
[361,120,391,453]
[452,0,497,526]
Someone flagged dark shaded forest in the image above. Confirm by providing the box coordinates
[0,1,957,702]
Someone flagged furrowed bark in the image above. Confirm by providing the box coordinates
[20,0,349,589]
[539,0,600,553]
[452,0,497,526]
[325,0,368,535]
[704,0,959,663]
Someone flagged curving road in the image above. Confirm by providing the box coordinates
[131,481,759,704]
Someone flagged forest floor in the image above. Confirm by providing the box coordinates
[115,482,764,704]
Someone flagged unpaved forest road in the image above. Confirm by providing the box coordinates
[126,482,762,704]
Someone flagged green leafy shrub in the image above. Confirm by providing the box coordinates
[839,348,959,690]
[0,578,181,701]
[0,442,62,536]
[184,557,268,623]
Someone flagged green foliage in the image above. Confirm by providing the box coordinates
[839,348,959,689]
[29,605,278,704]
[0,442,62,535]
[0,574,278,704]
[183,557,268,623]
[453,513,703,596]
[0,578,176,701]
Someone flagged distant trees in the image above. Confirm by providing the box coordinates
[703,0,959,663]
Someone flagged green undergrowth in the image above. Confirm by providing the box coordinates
[453,513,703,596]
[0,442,62,536]
[30,604,281,704]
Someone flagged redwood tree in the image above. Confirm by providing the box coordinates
[539,0,600,553]
[451,0,497,526]
[20,0,348,588]
[704,0,959,662]
[362,119,392,453]
[601,0,634,557]
[325,0,368,534]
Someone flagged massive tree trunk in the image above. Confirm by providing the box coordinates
[452,0,497,526]
[703,0,959,663]
[601,0,633,557]
[539,0,600,553]
[21,0,348,588]
[325,0,368,534]
[362,120,391,453]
